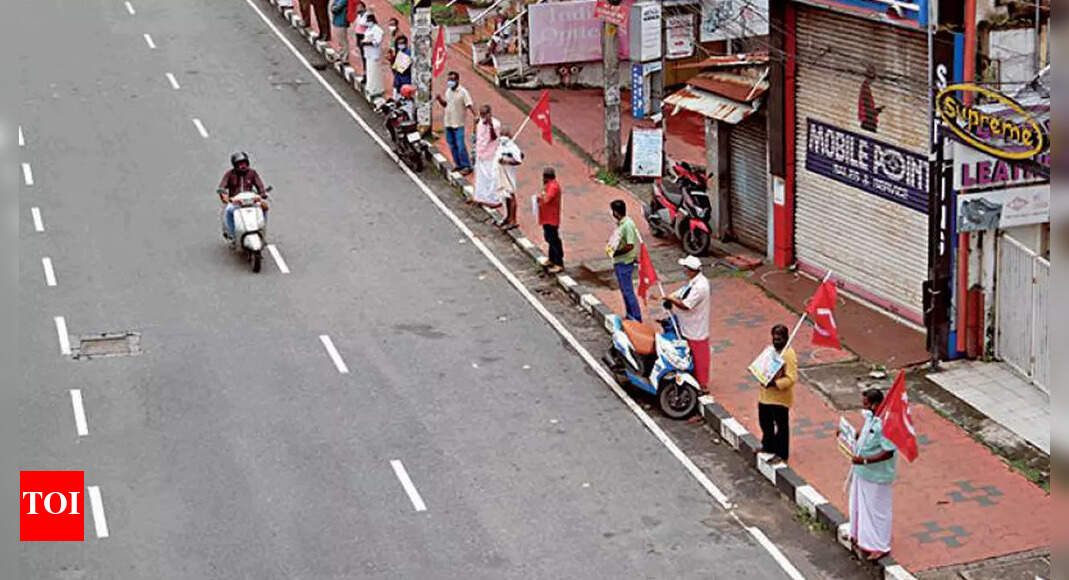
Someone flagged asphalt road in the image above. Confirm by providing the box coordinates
[14,1,844,578]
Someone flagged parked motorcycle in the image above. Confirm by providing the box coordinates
[221,187,271,273]
[602,312,701,419]
[377,97,425,173]
[643,157,713,256]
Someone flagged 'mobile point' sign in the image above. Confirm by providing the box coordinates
[936,84,1047,161]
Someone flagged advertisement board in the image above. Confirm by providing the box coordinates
[528,0,631,66]
[956,185,1050,232]
[665,14,695,59]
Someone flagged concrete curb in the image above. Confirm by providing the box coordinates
[265,2,914,577]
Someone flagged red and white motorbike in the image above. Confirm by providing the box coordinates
[643,158,713,256]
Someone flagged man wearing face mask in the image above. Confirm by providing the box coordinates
[757,324,797,465]
[387,35,412,98]
[361,13,385,98]
[436,71,475,174]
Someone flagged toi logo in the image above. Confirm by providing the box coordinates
[20,471,84,541]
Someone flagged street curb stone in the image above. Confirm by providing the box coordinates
[268,3,916,577]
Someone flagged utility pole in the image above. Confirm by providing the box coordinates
[602,21,622,171]
[412,6,433,132]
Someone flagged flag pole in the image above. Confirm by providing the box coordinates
[785,271,833,350]
[515,113,533,138]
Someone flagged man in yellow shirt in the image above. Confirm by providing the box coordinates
[759,324,797,464]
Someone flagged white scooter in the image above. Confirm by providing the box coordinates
[221,186,271,273]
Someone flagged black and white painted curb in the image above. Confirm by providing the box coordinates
[263,1,915,577]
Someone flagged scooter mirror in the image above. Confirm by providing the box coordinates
[264,185,274,193]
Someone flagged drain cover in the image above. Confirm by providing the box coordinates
[72,332,141,360]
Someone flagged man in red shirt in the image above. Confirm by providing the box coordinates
[537,167,563,273]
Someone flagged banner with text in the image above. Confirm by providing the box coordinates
[528,0,631,66]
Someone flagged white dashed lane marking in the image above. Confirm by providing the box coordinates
[22,163,33,186]
[41,257,57,287]
[267,244,289,273]
[390,460,427,512]
[125,1,136,15]
[143,33,156,49]
[18,125,25,147]
[70,389,89,436]
[88,486,109,538]
[54,316,71,355]
[165,72,180,90]
[192,118,209,138]
[318,335,349,374]
[31,207,44,232]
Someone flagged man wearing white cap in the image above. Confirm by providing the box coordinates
[662,255,711,392]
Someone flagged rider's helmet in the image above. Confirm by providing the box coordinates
[230,151,250,171]
[399,84,416,99]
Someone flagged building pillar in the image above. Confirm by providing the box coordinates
[704,117,730,240]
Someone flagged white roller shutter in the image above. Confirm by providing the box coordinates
[794,6,929,314]
[729,112,769,252]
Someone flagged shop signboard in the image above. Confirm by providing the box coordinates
[699,0,768,42]
[665,14,695,59]
[952,141,1049,191]
[527,0,631,66]
[956,185,1050,232]
[804,118,928,213]
[791,0,928,29]
[936,84,1048,161]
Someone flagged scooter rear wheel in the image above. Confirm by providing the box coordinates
[251,250,262,273]
[658,381,698,419]
[682,228,710,256]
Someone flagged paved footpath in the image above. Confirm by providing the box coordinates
[299,1,1052,573]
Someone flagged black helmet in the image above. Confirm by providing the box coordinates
[230,151,250,169]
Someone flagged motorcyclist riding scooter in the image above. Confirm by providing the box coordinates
[217,151,268,241]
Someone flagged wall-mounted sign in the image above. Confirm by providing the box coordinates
[804,118,928,213]
[952,141,1049,191]
[628,2,662,63]
[936,84,1047,161]
[700,0,769,42]
[665,14,695,59]
[594,0,628,26]
[792,0,927,29]
[956,185,1050,232]
[631,63,646,120]
[527,0,631,66]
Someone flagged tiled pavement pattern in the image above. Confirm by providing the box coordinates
[925,359,1050,454]
[277,1,1051,573]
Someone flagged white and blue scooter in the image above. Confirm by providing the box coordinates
[603,309,701,419]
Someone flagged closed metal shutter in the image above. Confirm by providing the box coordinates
[794,6,929,315]
[729,111,768,252]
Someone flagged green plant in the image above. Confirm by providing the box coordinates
[794,507,830,533]
[1007,458,1050,492]
[393,1,412,16]
[595,168,620,186]
[432,4,471,26]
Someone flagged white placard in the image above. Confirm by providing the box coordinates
[665,14,695,60]
[630,128,664,177]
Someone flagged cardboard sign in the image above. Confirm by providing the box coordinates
[392,50,412,73]
[838,416,857,458]
[747,345,784,386]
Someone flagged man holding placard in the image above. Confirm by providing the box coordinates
[757,324,796,464]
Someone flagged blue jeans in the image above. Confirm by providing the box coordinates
[445,126,471,171]
[614,261,642,322]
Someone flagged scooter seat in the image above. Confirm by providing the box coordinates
[622,320,658,355]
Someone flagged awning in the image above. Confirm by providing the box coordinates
[664,88,762,124]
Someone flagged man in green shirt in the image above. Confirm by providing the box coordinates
[608,200,642,321]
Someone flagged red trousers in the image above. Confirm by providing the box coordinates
[686,337,710,391]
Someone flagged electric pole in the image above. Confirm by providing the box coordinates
[602,21,622,171]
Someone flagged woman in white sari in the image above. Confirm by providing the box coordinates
[849,388,898,560]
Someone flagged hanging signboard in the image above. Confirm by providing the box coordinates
[631,63,646,120]
[956,184,1050,232]
[936,84,1048,161]
[630,127,663,177]
[804,118,928,213]
[665,14,695,60]
[700,0,769,42]
[527,0,631,66]
[628,3,662,63]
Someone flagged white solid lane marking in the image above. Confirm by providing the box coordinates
[88,486,109,538]
[318,335,349,374]
[22,163,33,185]
[745,526,806,580]
[143,33,156,49]
[18,125,25,146]
[165,72,180,90]
[389,460,427,512]
[54,316,71,355]
[246,5,804,576]
[125,1,136,14]
[70,389,89,436]
[41,257,57,287]
[192,118,209,138]
[31,207,44,232]
[267,244,289,273]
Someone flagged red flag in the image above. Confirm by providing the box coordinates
[804,280,841,349]
[432,26,447,78]
[636,243,658,302]
[529,90,553,144]
[877,371,919,462]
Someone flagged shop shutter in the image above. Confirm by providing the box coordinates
[728,111,769,253]
[794,6,929,315]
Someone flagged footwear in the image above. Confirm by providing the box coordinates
[767,455,784,465]
[460,167,473,175]
[546,265,563,274]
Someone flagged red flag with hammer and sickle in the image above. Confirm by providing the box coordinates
[805,280,842,349]
[432,26,447,78]
[529,90,553,144]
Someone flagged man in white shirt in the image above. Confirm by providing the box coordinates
[493,125,523,229]
[361,13,385,98]
[662,255,711,392]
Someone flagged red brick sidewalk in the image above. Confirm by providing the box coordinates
[298,1,1051,572]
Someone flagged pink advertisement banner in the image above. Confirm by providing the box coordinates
[527,0,631,66]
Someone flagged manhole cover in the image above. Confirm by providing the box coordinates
[72,332,141,360]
